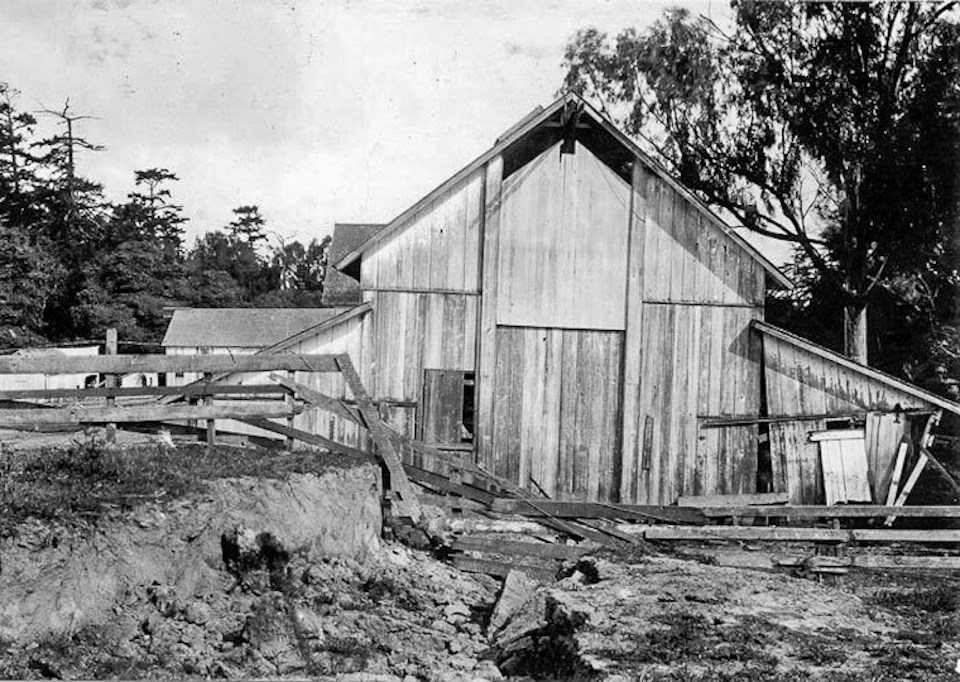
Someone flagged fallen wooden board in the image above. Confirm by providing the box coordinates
[677,492,789,507]
[619,524,960,543]
[699,505,960,519]
[489,499,705,524]
[336,354,420,519]
[675,547,960,572]
[0,402,301,426]
[451,555,557,582]
[0,354,340,375]
[453,536,594,561]
[416,492,488,512]
[238,418,376,463]
[448,518,562,535]
[404,465,498,506]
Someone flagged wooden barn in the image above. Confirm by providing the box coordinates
[245,92,960,506]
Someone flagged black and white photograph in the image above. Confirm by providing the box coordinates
[1,1,960,679]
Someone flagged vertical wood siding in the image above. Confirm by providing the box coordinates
[495,141,631,330]
[628,303,762,504]
[641,169,764,306]
[361,168,483,292]
[364,290,477,439]
[490,325,622,502]
[763,333,927,503]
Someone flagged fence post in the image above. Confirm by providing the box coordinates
[105,328,117,443]
[204,372,216,445]
[286,369,295,450]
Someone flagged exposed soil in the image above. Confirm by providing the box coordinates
[1,436,959,681]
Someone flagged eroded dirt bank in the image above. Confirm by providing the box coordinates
[1,441,959,681]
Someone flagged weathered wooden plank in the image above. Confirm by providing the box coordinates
[659,305,678,503]
[0,402,301,426]
[453,536,592,561]
[0,383,288,401]
[620,161,647,503]
[701,505,960,519]
[336,354,420,517]
[463,170,483,291]
[541,328,563,497]
[489,499,706,524]
[677,492,789,507]
[518,328,544,491]
[558,329,581,500]
[622,524,960,544]
[421,369,464,445]
[475,156,503,472]
[0,354,340,375]
[403,465,497,505]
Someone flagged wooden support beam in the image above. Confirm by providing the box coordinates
[921,448,960,501]
[238,417,375,463]
[885,450,930,525]
[700,505,960,519]
[489,499,706,524]
[883,440,909,507]
[268,373,362,424]
[617,524,960,543]
[0,402,302,426]
[335,354,420,520]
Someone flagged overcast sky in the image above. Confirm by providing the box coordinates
[2,0,738,253]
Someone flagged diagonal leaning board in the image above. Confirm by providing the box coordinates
[335,354,421,520]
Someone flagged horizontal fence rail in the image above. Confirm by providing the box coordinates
[0,354,340,375]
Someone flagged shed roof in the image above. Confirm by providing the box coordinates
[753,320,960,416]
[336,91,791,289]
[320,223,384,307]
[162,308,350,349]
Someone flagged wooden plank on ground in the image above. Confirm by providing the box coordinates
[0,354,340,375]
[618,524,960,543]
[677,492,789,507]
[415,492,487,512]
[0,402,302,426]
[453,536,593,561]
[403,464,497,505]
[700,505,960,519]
[489,499,706,524]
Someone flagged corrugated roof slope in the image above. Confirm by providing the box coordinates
[162,308,349,348]
[321,223,384,306]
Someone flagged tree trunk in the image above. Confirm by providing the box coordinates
[844,304,868,364]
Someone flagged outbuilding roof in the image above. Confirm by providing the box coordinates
[162,308,350,349]
[754,320,960,416]
[320,223,384,307]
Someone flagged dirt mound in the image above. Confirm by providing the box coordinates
[0,464,382,643]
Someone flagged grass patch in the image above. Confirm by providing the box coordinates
[0,437,362,539]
